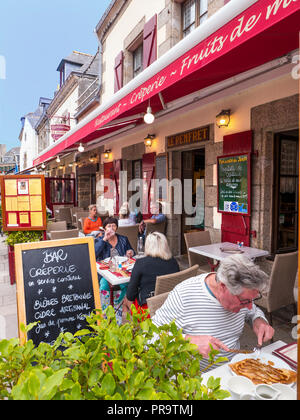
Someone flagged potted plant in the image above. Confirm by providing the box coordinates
[0,307,230,400]
[5,230,43,285]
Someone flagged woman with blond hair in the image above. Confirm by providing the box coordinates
[83,204,103,236]
[123,232,179,315]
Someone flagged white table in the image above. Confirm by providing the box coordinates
[97,262,132,307]
[201,340,290,399]
[189,241,269,270]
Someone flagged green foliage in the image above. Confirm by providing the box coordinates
[0,307,230,400]
[5,230,43,247]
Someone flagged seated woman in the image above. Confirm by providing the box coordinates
[94,216,135,260]
[83,204,103,236]
[95,217,135,324]
[123,232,179,317]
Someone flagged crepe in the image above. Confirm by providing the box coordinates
[229,358,297,385]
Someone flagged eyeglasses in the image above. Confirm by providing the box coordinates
[238,292,262,306]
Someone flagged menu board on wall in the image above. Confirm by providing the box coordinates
[14,237,100,346]
[217,153,251,216]
[0,175,47,231]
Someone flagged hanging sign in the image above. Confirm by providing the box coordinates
[51,124,70,141]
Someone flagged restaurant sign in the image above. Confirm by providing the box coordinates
[51,124,70,141]
[33,0,299,166]
[167,126,210,149]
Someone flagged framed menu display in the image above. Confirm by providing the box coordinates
[217,153,251,216]
[0,175,47,231]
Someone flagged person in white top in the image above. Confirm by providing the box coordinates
[118,202,136,227]
[152,254,274,369]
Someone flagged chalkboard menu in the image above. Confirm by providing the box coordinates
[15,237,100,346]
[217,153,251,216]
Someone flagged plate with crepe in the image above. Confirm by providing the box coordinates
[229,353,297,386]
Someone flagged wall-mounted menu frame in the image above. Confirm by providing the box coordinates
[217,152,251,216]
[0,175,47,231]
[15,237,101,346]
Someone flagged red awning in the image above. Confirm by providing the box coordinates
[34,0,300,166]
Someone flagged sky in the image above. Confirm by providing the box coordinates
[0,0,111,151]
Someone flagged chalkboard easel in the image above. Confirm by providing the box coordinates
[15,237,101,346]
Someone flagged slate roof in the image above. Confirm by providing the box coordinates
[57,51,98,75]
[23,97,51,130]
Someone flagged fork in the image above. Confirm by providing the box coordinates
[253,346,262,357]
[229,346,262,355]
[229,348,255,354]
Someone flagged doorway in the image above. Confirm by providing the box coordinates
[272,130,299,254]
[181,149,205,254]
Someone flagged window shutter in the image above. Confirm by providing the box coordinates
[113,159,122,215]
[143,14,157,70]
[142,152,156,218]
[114,51,124,93]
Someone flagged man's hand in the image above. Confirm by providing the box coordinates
[126,249,134,258]
[138,221,146,234]
[253,318,274,346]
[185,335,231,358]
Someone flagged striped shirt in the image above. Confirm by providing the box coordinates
[152,273,268,371]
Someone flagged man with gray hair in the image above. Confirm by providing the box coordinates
[152,254,274,368]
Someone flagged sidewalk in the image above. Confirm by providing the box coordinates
[0,237,18,340]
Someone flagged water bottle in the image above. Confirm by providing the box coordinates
[137,237,144,257]
[109,248,119,271]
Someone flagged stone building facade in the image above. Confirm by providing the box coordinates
[33,0,299,257]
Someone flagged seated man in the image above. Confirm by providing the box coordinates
[152,254,274,371]
[139,202,166,237]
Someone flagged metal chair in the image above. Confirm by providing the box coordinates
[70,207,84,226]
[294,270,298,303]
[155,264,199,296]
[147,292,170,318]
[117,224,139,253]
[46,221,67,239]
[49,229,80,240]
[256,251,298,327]
[46,220,67,232]
[53,207,72,226]
[184,230,212,273]
[74,211,89,228]
[79,217,88,234]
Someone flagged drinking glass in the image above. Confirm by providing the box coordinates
[137,237,144,257]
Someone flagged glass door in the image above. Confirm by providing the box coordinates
[273,132,299,253]
[181,149,205,253]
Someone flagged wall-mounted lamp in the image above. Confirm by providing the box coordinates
[78,143,85,153]
[56,155,61,163]
[216,109,231,128]
[104,149,111,159]
[89,153,98,163]
[144,100,155,124]
[144,134,155,147]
